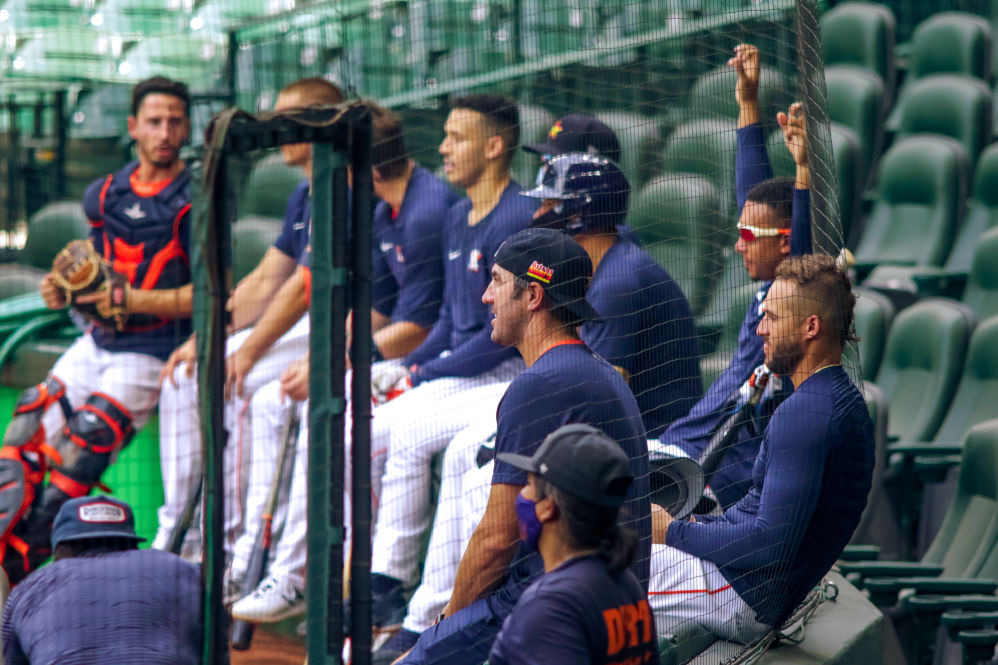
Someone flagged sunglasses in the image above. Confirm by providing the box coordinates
[737,224,791,243]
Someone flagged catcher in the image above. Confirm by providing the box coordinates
[0,76,193,583]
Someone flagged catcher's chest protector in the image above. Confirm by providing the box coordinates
[83,162,192,295]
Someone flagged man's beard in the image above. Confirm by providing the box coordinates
[765,338,805,376]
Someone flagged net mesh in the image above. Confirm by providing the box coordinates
[1,0,992,663]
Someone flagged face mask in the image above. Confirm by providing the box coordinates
[515,493,543,552]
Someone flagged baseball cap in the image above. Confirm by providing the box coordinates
[51,495,146,548]
[497,424,633,507]
[524,114,622,164]
[494,227,600,325]
[648,455,705,520]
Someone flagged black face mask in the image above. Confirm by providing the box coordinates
[532,201,585,235]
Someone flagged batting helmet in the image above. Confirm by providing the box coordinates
[521,152,630,235]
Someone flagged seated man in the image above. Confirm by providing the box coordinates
[398,227,651,665]
[660,43,813,510]
[0,76,194,582]
[650,254,875,642]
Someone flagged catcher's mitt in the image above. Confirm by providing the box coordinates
[50,239,129,331]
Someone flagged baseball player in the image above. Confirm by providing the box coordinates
[152,77,344,564]
[396,227,651,665]
[226,103,459,621]
[651,254,874,642]
[0,77,193,583]
[657,44,814,511]
[2,495,202,664]
[375,153,703,652]
[489,425,660,665]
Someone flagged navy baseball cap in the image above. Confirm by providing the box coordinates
[51,495,146,548]
[524,114,622,164]
[493,227,600,326]
[497,424,633,507]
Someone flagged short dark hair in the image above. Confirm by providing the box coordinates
[280,76,345,107]
[774,253,858,347]
[53,536,139,561]
[535,477,637,576]
[367,102,410,181]
[746,177,794,228]
[132,76,190,117]
[451,94,519,170]
[511,275,582,329]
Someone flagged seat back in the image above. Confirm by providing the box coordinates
[894,74,992,167]
[945,143,998,274]
[685,65,792,133]
[595,111,663,191]
[874,298,972,443]
[240,152,304,219]
[853,288,895,379]
[933,316,998,446]
[963,226,998,322]
[854,135,969,268]
[661,118,738,220]
[20,201,90,271]
[909,12,992,83]
[232,216,283,284]
[630,174,724,316]
[824,65,885,187]
[922,419,998,575]
[510,103,556,190]
[820,2,896,105]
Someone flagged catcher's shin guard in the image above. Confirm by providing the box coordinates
[3,393,134,582]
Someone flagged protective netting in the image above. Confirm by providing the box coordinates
[3,0,996,664]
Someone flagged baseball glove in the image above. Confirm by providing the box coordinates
[50,239,130,331]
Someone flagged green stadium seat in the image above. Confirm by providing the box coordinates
[854,135,969,275]
[853,287,895,379]
[0,267,44,300]
[765,122,861,247]
[232,216,283,284]
[872,298,972,445]
[820,2,896,108]
[864,142,998,298]
[962,226,998,321]
[240,152,304,219]
[824,65,885,188]
[20,201,90,270]
[892,74,992,168]
[510,103,556,190]
[682,64,792,134]
[629,174,724,317]
[660,118,738,221]
[594,111,663,190]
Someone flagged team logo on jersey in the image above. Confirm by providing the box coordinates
[448,249,462,261]
[527,260,553,283]
[381,241,394,253]
[467,249,483,273]
[395,246,405,264]
[548,121,564,140]
[123,203,146,220]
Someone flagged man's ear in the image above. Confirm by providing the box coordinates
[526,282,546,311]
[484,134,505,162]
[535,495,558,523]
[127,115,137,140]
[779,233,791,257]
[803,313,820,340]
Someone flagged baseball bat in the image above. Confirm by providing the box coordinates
[165,468,203,556]
[697,366,771,481]
[231,405,301,650]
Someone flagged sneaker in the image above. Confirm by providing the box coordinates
[223,568,246,606]
[231,575,306,622]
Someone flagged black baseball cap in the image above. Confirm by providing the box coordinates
[51,495,146,548]
[494,227,600,325]
[524,114,622,164]
[497,424,633,507]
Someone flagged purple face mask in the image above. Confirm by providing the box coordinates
[515,493,543,552]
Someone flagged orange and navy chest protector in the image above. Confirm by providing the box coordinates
[82,161,193,361]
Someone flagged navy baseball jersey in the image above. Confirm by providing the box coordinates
[404,181,537,384]
[492,341,651,600]
[490,554,660,665]
[2,549,202,665]
[667,366,874,627]
[273,179,312,265]
[581,238,701,438]
[372,166,460,328]
[82,162,192,361]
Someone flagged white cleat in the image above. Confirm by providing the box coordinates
[231,575,306,623]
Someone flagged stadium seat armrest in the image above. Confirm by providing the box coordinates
[942,610,998,641]
[889,443,964,458]
[838,544,880,561]
[911,272,967,298]
[836,561,942,583]
[862,577,994,607]
[904,594,998,615]
[957,629,998,662]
